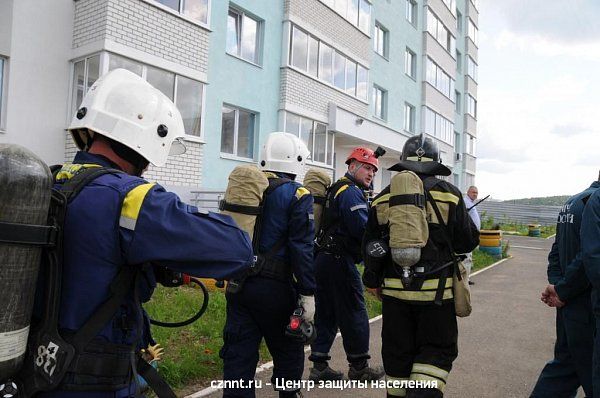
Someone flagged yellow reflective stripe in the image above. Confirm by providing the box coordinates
[295,186,310,200]
[386,375,408,397]
[119,183,155,230]
[429,190,459,205]
[409,373,445,391]
[411,363,449,382]
[372,193,390,207]
[384,278,453,290]
[334,184,349,199]
[381,288,453,301]
[55,163,102,180]
[406,156,434,162]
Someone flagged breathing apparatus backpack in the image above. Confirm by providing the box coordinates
[303,169,331,237]
[364,174,467,306]
[219,167,294,294]
[314,177,362,259]
[0,145,181,398]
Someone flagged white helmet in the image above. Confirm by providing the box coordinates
[259,132,310,177]
[68,68,186,167]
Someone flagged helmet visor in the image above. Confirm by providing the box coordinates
[169,137,187,156]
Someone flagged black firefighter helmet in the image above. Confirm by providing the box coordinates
[389,134,451,176]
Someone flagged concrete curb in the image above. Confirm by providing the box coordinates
[186,260,508,397]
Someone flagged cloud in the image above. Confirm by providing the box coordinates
[550,124,590,137]
[493,30,600,60]
[482,0,600,44]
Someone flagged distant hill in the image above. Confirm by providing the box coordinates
[503,196,570,206]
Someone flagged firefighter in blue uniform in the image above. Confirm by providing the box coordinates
[220,132,316,398]
[581,173,600,397]
[309,147,384,381]
[362,135,479,398]
[531,179,599,398]
[33,69,254,397]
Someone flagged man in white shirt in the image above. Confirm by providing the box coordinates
[463,186,481,284]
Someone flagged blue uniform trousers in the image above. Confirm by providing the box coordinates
[310,252,370,365]
[221,277,304,398]
[531,296,593,398]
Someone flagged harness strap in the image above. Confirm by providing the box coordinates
[219,201,262,215]
[70,266,138,350]
[0,221,57,246]
[313,196,326,205]
[137,358,177,398]
[389,193,426,208]
[423,178,459,306]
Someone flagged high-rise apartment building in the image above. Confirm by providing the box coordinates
[0,0,478,198]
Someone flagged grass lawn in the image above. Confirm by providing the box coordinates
[145,251,503,393]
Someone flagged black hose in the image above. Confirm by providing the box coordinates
[149,278,209,328]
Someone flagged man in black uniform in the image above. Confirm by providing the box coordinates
[362,134,479,398]
[531,178,599,398]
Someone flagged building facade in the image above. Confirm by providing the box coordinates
[0,0,478,198]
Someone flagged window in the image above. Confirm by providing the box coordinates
[71,55,101,118]
[427,8,456,56]
[220,105,256,159]
[456,11,462,32]
[227,8,261,64]
[404,103,415,133]
[108,54,204,136]
[290,25,368,101]
[405,0,416,25]
[466,134,476,155]
[426,58,455,100]
[423,107,454,144]
[468,18,478,46]
[72,53,205,137]
[320,0,371,34]
[154,0,209,24]
[441,0,457,16]
[0,57,5,130]
[467,56,478,82]
[373,86,387,120]
[454,91,461,113]
[405,48,416,79]
[291,27,309,71]
[284,112,334,165]
[456,50,462,72]
[374,22,389,58]
[467,94,477,118]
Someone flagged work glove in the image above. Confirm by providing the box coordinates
[298,295,315,323]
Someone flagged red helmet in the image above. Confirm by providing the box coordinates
[345,147,379,171]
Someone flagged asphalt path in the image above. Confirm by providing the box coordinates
[190,235,566,398]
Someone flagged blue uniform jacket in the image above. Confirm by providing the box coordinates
[258,172,315,296]
[582,184,600,295]
[551,181,600,303]
[328,173,369,261]
[50,151,254,349]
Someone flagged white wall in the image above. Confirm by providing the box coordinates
[0,0,74,165]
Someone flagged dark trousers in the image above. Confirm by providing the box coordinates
[532,300,593,397]
[221,277,303,398]
[381,296,457,398]
[309,252,370,365]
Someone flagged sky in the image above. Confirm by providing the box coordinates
[477,0,600,200]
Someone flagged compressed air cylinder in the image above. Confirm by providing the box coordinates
[389,171,428,267]
[220,165,269,241]
[0,144,52,381]
[303,169,331,236]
